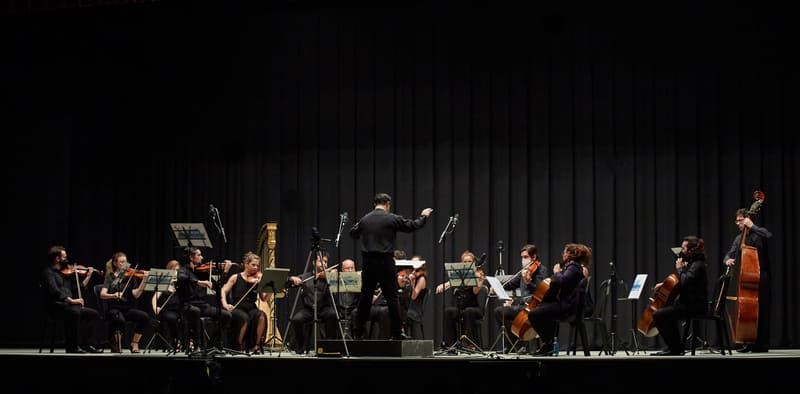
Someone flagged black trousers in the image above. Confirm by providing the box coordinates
[106,306,149,336]
[354,253,402,337]
[445,306,483,346]
[289,305,338,351]
[183,303,232,348]
[159,309,181,344]
[653,303,699,353]
[52,304,99,351]
[528,301,569,347]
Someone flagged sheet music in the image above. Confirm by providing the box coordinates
[485,276,511,300]
[627,274,648,299]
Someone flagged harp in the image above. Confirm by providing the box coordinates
[256,221,283,348]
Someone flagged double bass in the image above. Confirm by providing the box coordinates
[732,191,765,344]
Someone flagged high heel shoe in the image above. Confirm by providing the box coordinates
[129,341,140,353]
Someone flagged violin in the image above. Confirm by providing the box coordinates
[194,261,240,273]
[245,272,262,284]
[61,264,104,277]
[123,267,148,279]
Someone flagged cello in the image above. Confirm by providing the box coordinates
[637,239,705,337]
[732,190,765,344]
[637,273,680,337]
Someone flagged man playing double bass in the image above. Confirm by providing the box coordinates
[724,208,772,353]
[651,236,708,356]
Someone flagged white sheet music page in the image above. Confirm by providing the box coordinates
[485,276,512,300]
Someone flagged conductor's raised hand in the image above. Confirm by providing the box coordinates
[421,208,433,217]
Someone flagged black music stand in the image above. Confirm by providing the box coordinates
[170,223,213,248]
[143,269,178,353]
[328,271,362,340]
[257,267,290,354]
[435,262,483,355]
[620,274,648,354]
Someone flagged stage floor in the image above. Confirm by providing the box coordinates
[4,347,799,393]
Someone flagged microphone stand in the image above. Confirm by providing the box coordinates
[436,215,456,351]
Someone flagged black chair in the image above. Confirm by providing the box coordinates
[559,277,591,356]
[38,283,61,353]
[584,277,610,353]
[682,271,734,355]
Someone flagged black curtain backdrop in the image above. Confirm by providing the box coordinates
[2,3,798,348]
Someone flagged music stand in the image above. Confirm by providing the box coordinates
[436,262,483,355]
[169,223,213,248]
[143,269,178,353]
[484,276,515,354]
[328,271,361,340]
[623,274,648,354]
[257,268,290,354]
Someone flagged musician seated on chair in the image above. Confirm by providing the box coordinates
[368,268,413,339]
[220,252,268,353]
[493,244,548,352]
[436,251,487,348]
[286,251,338,354]
[651,236,708,356]
[334,259,359,329]
[176,246,233,352]
[528,243,592,356]
[100,252,151,353]
[404,257,428,339]
[40,245,102,354]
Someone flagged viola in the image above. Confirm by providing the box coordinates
[61,264,104,277]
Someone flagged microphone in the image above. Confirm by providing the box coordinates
[477,253,487,267]
[209,204,217,217]
[452,213,459,225]
[496,240,504,252]
[342,212,349,223]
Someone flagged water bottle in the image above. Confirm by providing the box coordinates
[552,337,560,356]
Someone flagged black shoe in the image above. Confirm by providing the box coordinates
[66,348,87,354]
[81,345,103,354]
[651,349,684,356]
[391,333,410,341]
[533,344,553,356]
[736,345,752,353]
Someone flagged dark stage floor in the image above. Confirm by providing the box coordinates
[3,346,799,393]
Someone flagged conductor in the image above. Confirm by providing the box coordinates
[350,193,433,340]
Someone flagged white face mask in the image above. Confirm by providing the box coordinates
[521,258,531,266]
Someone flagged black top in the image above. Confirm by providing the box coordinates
[350,208,427,254]
[229,274,258,312]
[676,253,708,311]
[723,225,772,273]
[503,263,549,305]
[177,266,208,305]
[296,272,333,309]
[102,273,140,308]
[41,266,72,307]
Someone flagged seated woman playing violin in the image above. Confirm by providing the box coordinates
[99,252,150,353]
[220,252,268,353]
